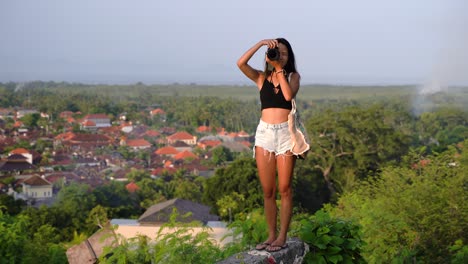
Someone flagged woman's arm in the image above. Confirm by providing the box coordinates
[275,71,300,101]
[237,39,277,88]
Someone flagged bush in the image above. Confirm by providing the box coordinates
[331,142,468,263]
[291,209,365,264]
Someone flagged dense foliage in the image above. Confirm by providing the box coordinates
[292,210,365,264]
[0,81,467,262]
[330,141,468,263]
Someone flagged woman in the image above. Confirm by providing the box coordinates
[237,38,300,252]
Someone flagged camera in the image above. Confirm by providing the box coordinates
[266,48,280,61]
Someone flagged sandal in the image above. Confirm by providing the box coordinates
[266,243,288,252]
[255,242,271,250]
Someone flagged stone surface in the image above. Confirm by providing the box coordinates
[217,237,308,264]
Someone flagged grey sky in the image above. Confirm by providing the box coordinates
[1,0,467,85]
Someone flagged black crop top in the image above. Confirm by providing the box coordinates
[260,79,292,110]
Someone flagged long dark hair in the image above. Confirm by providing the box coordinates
[264,38,298,78]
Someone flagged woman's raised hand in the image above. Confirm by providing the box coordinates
[261,39,278,49]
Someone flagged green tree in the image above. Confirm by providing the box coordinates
[211,145,233,166]
[216,192,245,223]
[416,107,468,151]
[86,205,109,233]
[126,168,151,182]
[174,180,202,202]
[0,194,26,215]
[330,142,467,263]
[92,181,140,218]
[292,162,330,213]
[20,113,41,128]
[305,103,411,198]
[55,182,96,234]
[136,178,166,210]
[203,157,262,216]
[0,212,28,263]
[22,224,64,263]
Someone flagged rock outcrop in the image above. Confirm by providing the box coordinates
[217,237,308,264]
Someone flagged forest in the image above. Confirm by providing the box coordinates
[0,81,467,263]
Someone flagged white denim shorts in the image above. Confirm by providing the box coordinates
[254,119,292,157]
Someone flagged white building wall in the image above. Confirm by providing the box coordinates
[24,185,53,198]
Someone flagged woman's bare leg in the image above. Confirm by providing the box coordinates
[269,152,295,249]
[255,146,278,245]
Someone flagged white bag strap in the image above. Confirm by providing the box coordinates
[288,72,297,112]
[290,98,297,114]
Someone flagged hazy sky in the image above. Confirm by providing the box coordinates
[1,0,467,85]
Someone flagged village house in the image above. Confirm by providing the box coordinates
[154,146,179,158]
[0,108,15,119]
[0,154,37,176]
[21,174,53,199]
[16,109,38,119]
[196,125,212,133]
[143,129,160,138]
[149,108,166,120]
[197,139,222,150]
[173,150,198,161]
[119,121,133,133]
[54,132,114,151]
[59,111,75,119]
[171,140,192,152]
[150,108,165,115]
[167,131,197,146]
[138,198,219,224]
[75,157,102,167]
[80,114,111,130]
[182,160,214,177]
[121,138,152,150]
[44,171,81,187]
[66,199,231,264]
[9,148,34,164]
[159,126,176,135]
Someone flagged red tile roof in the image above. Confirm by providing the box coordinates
[167,131,195,141]
[151,167,177,176]
[10,148,30,154]
[82,120,96,127]
[155,146,179,155]
[126,139,151,148]
[174,150,198,160]
[14,121,23,128]
[198,140,222,149]
[164,160,173,168]
[145,130,160,137]
[67,134,113,144]
[23,175,52,186]
[197,126,211,133]
[125,182,140,193]
[150,108,166,115]
[55,132,75,141]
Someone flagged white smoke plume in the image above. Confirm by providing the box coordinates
[414,2,468,114]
